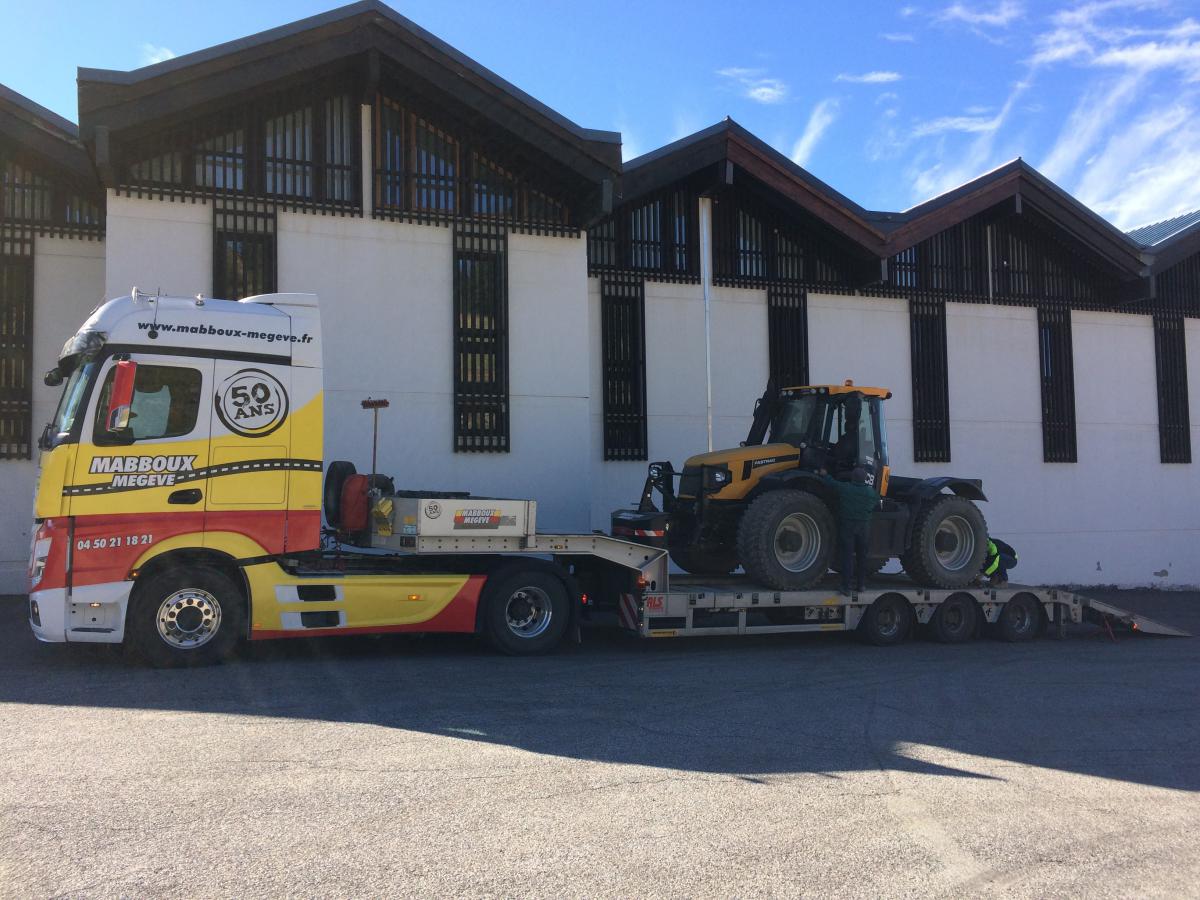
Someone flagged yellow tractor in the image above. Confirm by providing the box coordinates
[611,381,989,590]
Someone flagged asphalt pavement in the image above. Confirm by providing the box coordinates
[1,590,1198,899]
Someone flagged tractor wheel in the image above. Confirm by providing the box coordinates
[669,545,738,577]
[900,495,988,589]
[737,490,835,590]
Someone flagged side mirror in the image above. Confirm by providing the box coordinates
[44,368,63,387]
[106,359,137,433]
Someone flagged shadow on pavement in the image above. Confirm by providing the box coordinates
[2,593,1197,790]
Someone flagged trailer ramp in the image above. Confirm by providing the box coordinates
[1080,596,1191,637]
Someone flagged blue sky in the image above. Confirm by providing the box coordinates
[4,0,1200,230]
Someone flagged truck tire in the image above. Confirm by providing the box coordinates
[931,592,979,643]
[482,570,571,655]
[996,593,1043,642]
[126,566,245,668]
[323,460,356,528]
[669,546,738,577]
[899,495,988,589]
[859,593,913,646]
[737,490,835,590]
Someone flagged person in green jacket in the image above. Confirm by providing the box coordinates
[818,467,880,595]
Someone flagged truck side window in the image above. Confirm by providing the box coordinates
[93,364,203,442]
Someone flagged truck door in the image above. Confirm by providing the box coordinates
[206,359,293,555]
[68,354,214,587]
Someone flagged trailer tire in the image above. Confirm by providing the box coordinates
[859,593,913,646]
[899,495,988,589]
[996,593,1043,642]
[931,592,979,643]
[323,460,356,527]
[738,490,835,590]
[482,570,570,655]
[126,566,245,668]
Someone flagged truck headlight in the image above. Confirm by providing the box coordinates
[703,466,732,492]
[29,537,51,588]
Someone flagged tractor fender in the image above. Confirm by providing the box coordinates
[749,469,836,506]
[906,476,988,504]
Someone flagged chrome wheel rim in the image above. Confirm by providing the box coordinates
[1009,602,1033,633]
[505,586,553,639]
[774,512,822,572]
[876,604,900,638]
[933,515,976,571]
[156,588,222,650]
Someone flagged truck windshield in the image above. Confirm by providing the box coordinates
[47,359,97,446]
[769,395,820,446]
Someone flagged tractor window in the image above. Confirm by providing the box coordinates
[769,395,820,446]
[93,364,203,443]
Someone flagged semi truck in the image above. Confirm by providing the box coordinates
[27,290,1185,666]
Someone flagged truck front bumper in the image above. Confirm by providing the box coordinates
[29,581,133,644]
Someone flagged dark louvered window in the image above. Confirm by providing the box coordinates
[1153,314,1191,464]
[910,295,951,462]
[0,229,34,459]
[1038,305,1077,462]
[767,284,809,388]
[213,204,276,300]
[454,225,509,452]
[600,273,648,460]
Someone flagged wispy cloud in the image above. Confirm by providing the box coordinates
[1038,73,1143,182]
[936,1,1024,28]
[835,70,903,84]
[140,43,176,66]
[791,98,840,167]
[882,32,917,42]
[716,67,789,104]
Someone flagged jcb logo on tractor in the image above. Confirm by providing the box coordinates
[215,369,288,438]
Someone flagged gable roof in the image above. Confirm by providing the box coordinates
[622,118,887,254]
[77,0,619,191]
[0,83,95,182]
[1128,209,1200,247]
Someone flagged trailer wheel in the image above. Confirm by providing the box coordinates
[899,495,988,589]
[996,592,1043,642]
[931,592,979,643]
[859,593,913,646]
[126,567,245,667]
[737,490,835,590]
[483,570,570,655]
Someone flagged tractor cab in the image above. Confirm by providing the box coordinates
[760,382,891,493]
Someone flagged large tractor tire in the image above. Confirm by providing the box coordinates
[737,490,835,590]
[669,545,739,577]
[900,495,988,588]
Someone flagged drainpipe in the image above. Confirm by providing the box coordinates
[699,197,714,451]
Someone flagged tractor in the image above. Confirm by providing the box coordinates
[611,381,990,590]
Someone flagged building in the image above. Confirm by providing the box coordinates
[1,0,1197,591]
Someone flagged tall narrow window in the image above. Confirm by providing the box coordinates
[453,225,508,452]
[1037,305,1077,462]
[413,118,458,213]
[736,208,765,279]
[910,295,951,462]
[0,229,34,459]
[767,284,809,388]
[213,204,276,300]
[264,105,313,199]
[195,127,246,191]
[322,95,355,203]
[600,273,648,460]
[1154,314,1191,464]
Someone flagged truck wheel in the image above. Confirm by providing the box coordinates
[483,570,570,655]
[669,546,738,577]
[859,593,913,646]
[996,593,1043,642]
[899,495,988,589]
[932,592,979,643]
[737,490,835,590]
[126,567,245,667]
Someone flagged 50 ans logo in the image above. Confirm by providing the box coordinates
[215,368,288,438]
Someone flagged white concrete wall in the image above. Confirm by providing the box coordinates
[277,212,592,531]
[0,235,105,592]
[104,192,212,299]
